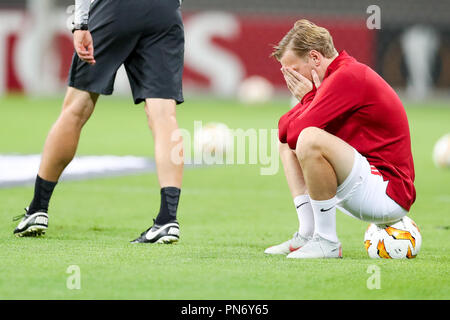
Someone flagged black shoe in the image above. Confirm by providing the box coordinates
[13,208,48,237]
[131,219,180,244]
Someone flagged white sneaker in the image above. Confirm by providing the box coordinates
[264,232,310,255]
[130,219,179,244]
[287,234,342,259]
[13,208,48,237]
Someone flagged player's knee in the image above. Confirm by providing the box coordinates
[145,100,177,128]
[296,127,323,161]
[61,100,93,127]
[62,89,96,123]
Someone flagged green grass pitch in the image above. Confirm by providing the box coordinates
[0,95,449,299]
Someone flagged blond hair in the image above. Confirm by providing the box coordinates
[272,19,337,60]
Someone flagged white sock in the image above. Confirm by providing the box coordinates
[293,194,314,238]
[310,196,339,243]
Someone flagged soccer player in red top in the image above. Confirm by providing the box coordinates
[264,20,416,258]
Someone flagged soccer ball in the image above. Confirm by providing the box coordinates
[194,122,232,158]
[364,216,422,259]
[237,75,274,104]
[433,133,450,168]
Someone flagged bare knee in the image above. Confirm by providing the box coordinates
[145,98,177,130]
[60,89,97,128]
[295,127,324,162]
[60,103,93,128]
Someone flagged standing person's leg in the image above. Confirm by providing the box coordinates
[29,0,137,219]
[39,88,99,182]
[129,100,183,243]
[130,99,183,244]
[129,0,184,244]
[14,88,98,237]
[145,99,183,189]
[145,98,183,225]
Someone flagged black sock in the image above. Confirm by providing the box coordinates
[28,175,58,215]
[155,187,181,225]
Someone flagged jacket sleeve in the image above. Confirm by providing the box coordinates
[278,90,316,143]
[286,70,364,149]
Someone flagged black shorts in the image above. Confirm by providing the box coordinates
[68,0,184,105]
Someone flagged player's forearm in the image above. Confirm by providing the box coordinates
[74,0,91,25]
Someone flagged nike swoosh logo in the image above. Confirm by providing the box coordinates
[17,213,48,229]
[296,202,309,209]
[17,219,29,230]
[145,223,178,240]
[320,206,334,212]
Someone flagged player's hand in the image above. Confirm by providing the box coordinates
[73,30,96,65]
[282,68,322,101]
[282,67,313,101]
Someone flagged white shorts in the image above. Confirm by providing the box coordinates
[336,149,407,224]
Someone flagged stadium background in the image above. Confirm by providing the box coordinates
[0,0,449,99]
[0,0,449,300]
